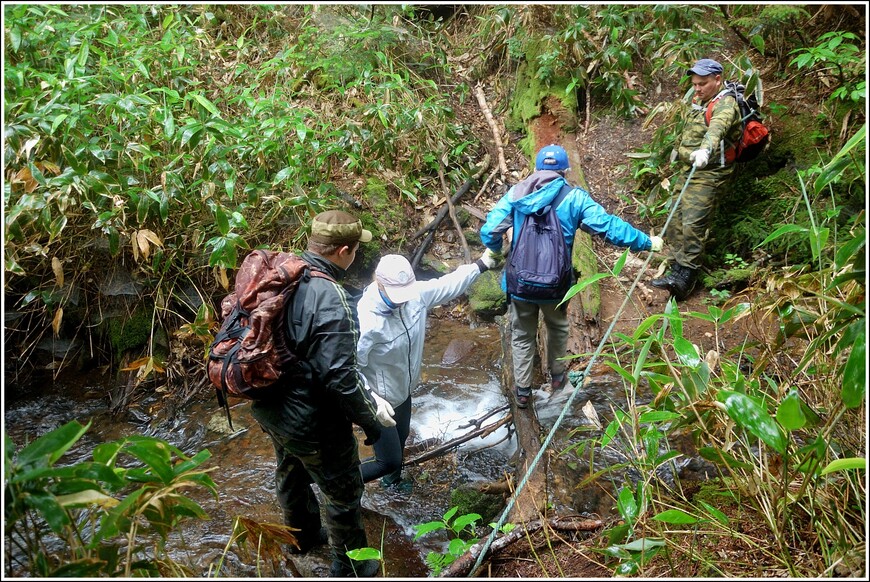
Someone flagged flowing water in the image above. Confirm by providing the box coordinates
[3,315,713,577]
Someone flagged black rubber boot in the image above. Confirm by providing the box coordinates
[286,526,328,554]
[651,265,681,294]
[672,266,697,301]
[330,558,380,577]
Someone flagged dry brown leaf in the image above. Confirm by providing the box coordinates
[52,256,64,288]
[52,307,63,336]
[131,231,140,262]
[581,400,601,429]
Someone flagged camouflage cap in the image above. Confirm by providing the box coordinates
[310,210,373,245]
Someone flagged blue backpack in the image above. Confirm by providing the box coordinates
[505,184,573,302]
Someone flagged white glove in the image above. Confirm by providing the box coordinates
[649,236,663,252]
[689,148,709,169]
[478,248,503,270]
[371,392,396,428]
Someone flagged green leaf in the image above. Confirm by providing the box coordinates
[698,500,729,524]
[273,167,293,185]
[347,547,381,561]
[77,41,90,67]
[192,93,221,117]
[699,446,753,469]
[841,331,865,408]
[124,441,174,484]
[452,513,481,533]
[94,488,145,543]
[638,410,682,423]
[718,391,787,454]
[413,520,446,540]
[820,457,866,475]
[215,205,230,236]
[652,509,698,524]
[16,420,90,470]
[776,388,806,431]
[51,113,69,134]
[10,26,21,52]
[612,248,629,277]
[163,108,175,139]
[617,486,638,524]
[616,537,666,552]
[673,337,700,367]
[755,224,809,248]
[26,492,70,534]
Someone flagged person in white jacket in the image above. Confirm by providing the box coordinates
[357,250,500,490]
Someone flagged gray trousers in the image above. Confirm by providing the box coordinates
[509,299,569,389]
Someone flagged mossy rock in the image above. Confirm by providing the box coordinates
[449,485,505,525]
[468,270,506,317]
[702,268,754,290]
[105,306,155,362]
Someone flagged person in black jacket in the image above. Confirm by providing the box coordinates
[249,210,385,578]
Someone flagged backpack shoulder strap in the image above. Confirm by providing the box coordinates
[307,267,337,284]
[704,82,740,125]
[553,182,573,209]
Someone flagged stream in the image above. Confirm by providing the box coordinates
[3,315,713,577]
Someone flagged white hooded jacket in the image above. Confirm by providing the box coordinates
[357,262,483,407]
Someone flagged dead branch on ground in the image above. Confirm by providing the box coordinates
[474,84,509,179]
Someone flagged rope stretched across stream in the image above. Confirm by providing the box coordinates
[467,165,697,577]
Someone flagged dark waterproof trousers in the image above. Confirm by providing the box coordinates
[261,426,368,569]
[360,396,412,483]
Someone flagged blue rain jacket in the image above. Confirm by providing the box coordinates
[480,170,652,302]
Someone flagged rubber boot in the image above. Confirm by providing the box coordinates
[286,526,328,555]
[672,266,697,301]
[651,265,681,294]
[330,558,380,577]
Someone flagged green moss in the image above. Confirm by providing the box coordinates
[508,40,578,132]
[449,485,505,524]
[468,270,506,316]
[702,268,754,290]
[105,307,154,361]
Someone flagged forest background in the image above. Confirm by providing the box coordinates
[2,3,867,579]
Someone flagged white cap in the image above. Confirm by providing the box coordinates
[375,254,419,304]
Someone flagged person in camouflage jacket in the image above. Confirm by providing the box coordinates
[652,58,742,300]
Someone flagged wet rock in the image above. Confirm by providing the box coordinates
[441,338,477,365]
[207,411,243,435]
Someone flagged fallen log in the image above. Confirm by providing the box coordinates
[411,157,489,242]
[498,316,549,525]
[442,515,603,577]
[403,413,511,467]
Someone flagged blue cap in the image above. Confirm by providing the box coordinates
[535,144,569,171]
[687,58,723,77]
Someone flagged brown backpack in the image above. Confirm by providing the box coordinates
[207,250,334,428]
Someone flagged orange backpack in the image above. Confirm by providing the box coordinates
[705,81,770,164]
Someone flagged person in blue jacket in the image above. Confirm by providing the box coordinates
[480,144,663,410]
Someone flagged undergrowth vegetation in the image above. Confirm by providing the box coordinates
[3,3,865,579]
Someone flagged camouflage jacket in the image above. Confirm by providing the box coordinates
[676,90,742,168]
